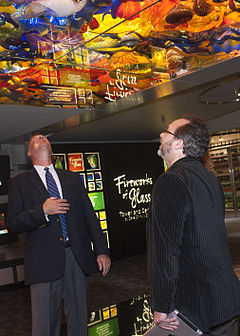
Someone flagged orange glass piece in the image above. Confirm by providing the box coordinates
[140,0,180,28]
[109,51,150,69]
[116,1,142,20]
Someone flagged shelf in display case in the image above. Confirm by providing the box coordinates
[216,173,230,177]
[211,155,228,160]
[212,162,229,168]
[212,158,228,163]
[210,146,238,212]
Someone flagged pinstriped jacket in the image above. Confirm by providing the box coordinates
[147,157,240,332]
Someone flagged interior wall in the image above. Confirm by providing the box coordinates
[52,142,164,261]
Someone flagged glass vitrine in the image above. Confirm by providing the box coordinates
[210,145,240,215]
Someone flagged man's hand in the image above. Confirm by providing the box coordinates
[154,311,179,331]
[43,197,69,215]
[97,254,111,276]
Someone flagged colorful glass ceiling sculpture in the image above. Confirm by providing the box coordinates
[0,0,239,107]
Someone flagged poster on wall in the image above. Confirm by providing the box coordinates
[52,154,67,170]
[84,153,101,171]
[68,153,85,172]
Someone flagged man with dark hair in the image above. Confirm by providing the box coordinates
[147,116,240,335]
[7,134,111,336]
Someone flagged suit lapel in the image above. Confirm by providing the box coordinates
[55,169,70,200]
[28,168,49,198]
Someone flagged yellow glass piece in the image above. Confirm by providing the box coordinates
[0,46,6,53]
[140,0,178,28]
[42,76,50,84]
[54,50,71,62]
[0,61,7,68]
[100,220,107,230]
[0,5,15,14]
[109,51,150,69]
[110,305,117,317]
[99,211,106,220]
[21,61,33,69]
[186,6,225,32]
[167,47,231,71]
[102,308,110,320]
[11,76,21,83]
[86,14,152,38]
[224,11,240,22]
[84,35,120,49]
[151,47,168,71]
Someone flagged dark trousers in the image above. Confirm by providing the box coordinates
[30,247,89,336]
[205,317,239,336]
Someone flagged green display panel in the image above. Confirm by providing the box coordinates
[88,318,119,336]
[88,192,105,211]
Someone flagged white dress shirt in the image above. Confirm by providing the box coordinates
[34,163,63,198]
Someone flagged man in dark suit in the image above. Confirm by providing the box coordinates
[147,115,240,335]
[7,134,111,336]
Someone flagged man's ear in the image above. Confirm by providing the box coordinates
[27,150,31,158]
[173,138,184,150]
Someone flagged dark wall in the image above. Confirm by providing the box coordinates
[0,156,18,245]
[0,156,10,195]
[52,143,164,261]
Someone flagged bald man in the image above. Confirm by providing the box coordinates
[7,134,110,336]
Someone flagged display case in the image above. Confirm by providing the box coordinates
[210,145,240,214]
[229,146,240,211]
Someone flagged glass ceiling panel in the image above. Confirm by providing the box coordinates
[0,0,239,107]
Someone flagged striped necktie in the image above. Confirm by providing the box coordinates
[44,167,68,240]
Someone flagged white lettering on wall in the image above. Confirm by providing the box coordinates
[113,173,153,221]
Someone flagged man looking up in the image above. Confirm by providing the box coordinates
[147,115,240,335]
[7,134,110,336]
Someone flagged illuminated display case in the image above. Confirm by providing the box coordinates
[210,145,240,214]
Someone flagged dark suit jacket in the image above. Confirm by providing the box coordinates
[147,157,240,332]
[7,167,109,285]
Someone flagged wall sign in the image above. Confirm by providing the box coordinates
[113,173,153,222]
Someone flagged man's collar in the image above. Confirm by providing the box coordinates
[34,163,54,171]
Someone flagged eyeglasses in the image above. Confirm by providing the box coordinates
[34,136,46,140]
[31,135,47,143]
[163,128,180,138]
